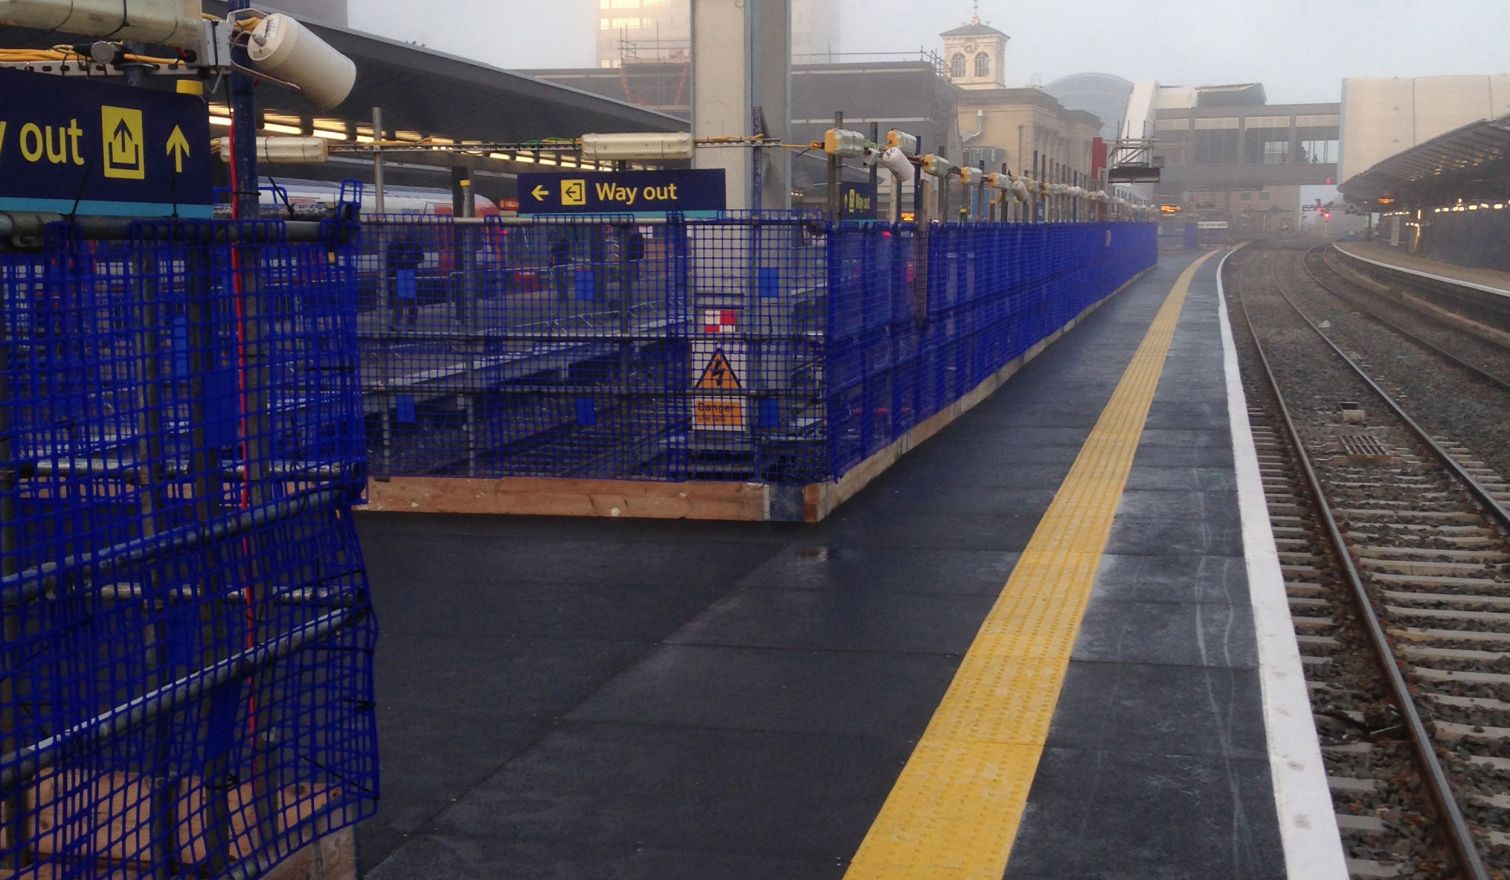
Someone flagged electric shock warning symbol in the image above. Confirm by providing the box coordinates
[696,350,742,391]
[100,105,144,180]
[561,178,587,207]
[693,349,744,430]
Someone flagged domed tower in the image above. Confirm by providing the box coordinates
[941,2,1008,90]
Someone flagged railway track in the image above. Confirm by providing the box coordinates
[1227,243,1510,880]
[1305,247,1510,395]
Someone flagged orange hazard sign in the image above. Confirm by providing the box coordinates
[696,350,742,391]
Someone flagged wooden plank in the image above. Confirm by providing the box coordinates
[5,773,352,880]
[366,475,772,521]
[265,828,356,880]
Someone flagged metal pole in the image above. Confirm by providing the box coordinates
[229,0,258,220]
[183,245,234,874]
[912,158,922,223]
[827,111,842,222]
[223,6,278,836]
[977,161,986,223]
[125,246,180,880]
[869,122,880,222]
[0,254,25,870]
[1032,150,1040,223]
[371,107,386,214]
[937,145,948,221]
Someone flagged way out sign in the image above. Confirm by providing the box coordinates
[519,169,726,217]
[0,69,213,218]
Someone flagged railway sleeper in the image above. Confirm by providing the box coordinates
[1390,627,1510,647]
[1358,557,1507,576]
[1359,546,1509,562]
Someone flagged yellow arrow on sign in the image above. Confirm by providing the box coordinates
[531,184,550,202]
[166,125,190,173]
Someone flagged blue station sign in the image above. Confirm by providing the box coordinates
[840,182,877,220]
[0,69,213,218]
[518,169,726,217]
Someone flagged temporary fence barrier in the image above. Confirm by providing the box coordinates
[358,215,1156,488]
[0,220,377,879]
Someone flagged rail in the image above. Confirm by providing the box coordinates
[1308,247,1510,394]
[1229,246,1493,880]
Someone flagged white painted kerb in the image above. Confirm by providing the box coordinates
[1217,247,1351,880]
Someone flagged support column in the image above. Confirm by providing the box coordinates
[691,0,790,211]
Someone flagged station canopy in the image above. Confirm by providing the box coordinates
[1340,113,1510,208]
[1,5,685,145]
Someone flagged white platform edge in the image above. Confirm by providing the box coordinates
[1334,242,1510,300]
[1216,247,1351,880]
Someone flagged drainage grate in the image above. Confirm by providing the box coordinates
[1339,432,1391,458]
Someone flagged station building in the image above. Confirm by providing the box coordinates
[537,10,1115,213]
[939,17,1104,189]
[1145,83,1340,234]
[594,0,840,68]
[1339,75,1510,183]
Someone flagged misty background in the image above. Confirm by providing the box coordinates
[350,0,1510,103]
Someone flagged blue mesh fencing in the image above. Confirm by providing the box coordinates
[827,222,1157,475]
[0,220,377,879]
[358,216,1156,485]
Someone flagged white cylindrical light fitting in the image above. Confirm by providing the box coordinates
[247,14,358,111]
[581,132,695,161]
[216,135,330,164]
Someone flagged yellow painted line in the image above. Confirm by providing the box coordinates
[844,251,1220,880]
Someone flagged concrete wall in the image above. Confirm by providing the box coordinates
[1340,75,1510,182]
[957,90,1099,182]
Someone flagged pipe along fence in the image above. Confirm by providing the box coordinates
[0,220,377,879]
[358,214,1157,486]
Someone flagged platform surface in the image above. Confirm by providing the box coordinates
[353,249,1339,879]
[1336,239,1510,297]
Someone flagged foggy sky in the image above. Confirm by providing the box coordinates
[351,0,1510,105]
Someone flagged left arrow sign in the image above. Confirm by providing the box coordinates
[531,184,550,202]
[166,125,191,173]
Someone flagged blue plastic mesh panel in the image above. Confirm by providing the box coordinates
[0,221,377,879]
[357,216,1155,485]
[826,222,1157,476]
[681,217,829,483]
[356,214,690,480]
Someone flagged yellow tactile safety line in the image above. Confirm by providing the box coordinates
[844,251,1220,880]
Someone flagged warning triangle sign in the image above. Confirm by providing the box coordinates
[696,350,742,391]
